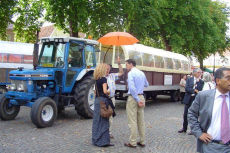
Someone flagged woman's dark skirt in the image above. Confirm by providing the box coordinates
[92,96,110,147]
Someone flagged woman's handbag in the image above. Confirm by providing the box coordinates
[95,83,113,118]
[100,101,113,118]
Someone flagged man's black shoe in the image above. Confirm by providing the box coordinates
[178,129,186,133]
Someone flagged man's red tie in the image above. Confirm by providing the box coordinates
[221,95,230,144]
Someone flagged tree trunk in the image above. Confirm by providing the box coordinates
[162,34,172,51]
[69,20,78,37]
[198,57,204,70]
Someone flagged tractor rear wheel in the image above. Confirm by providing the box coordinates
[74,76,95,118]
[0,94,20,120]
[31,97,57,128]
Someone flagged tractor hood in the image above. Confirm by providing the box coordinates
[9,68,54,81]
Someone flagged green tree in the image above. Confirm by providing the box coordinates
[133,0,229,69]
[14,0,44,43]
[0,0,44,43]
[44,0,89,37]
[89,0,132,38]
[190,1,229,69]
[0,0,17,40]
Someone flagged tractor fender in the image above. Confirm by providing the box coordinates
[76,69,95,81]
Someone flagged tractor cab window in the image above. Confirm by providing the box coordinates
[39,42,65,67]
[68,42,83,67]
[85,45,95,68]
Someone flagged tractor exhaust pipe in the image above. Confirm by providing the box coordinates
[33,43,39,70]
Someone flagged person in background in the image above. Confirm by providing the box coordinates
[202,72,215,91]
[124,59,149,148]
[179,75,187,102]
[106,56,124,139]
[178,68,204,135]
[188,67,230,153]
[92,63,115,147]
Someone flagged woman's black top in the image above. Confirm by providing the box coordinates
[96,77,107,98]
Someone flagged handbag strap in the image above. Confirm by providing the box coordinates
[95,81,100,97]
[95,80,99,97]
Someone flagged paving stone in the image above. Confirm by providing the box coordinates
[0,96,196,153]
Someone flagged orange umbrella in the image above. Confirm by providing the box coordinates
[98,32,139,46]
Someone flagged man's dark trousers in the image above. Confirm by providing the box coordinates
[183,96,195,131]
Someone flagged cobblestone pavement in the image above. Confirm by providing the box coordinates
[0,96,197,153]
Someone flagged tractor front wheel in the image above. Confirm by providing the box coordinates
[31,97,57,128]
[0,94,20,120]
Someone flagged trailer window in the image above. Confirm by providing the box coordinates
[174,59,181,70]
[8,54,22,63]
[128,50,142,66]
[164,57,173,69]
[182,60,189,71]
[23,55,33,64]
[0,53,8,63]
[100,45,113,65]
[154,56,164,68]
[142,53,154,67]
[114,46,125,64]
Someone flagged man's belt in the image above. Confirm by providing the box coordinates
[128,94,144,96]
[211,140,230,146]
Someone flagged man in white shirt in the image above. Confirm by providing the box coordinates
[188,67,230,153]
[106,56,123,139]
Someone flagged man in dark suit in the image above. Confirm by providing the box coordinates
[178,68,204,134]
[188,67,230,153]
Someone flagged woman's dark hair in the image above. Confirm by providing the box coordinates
[214,67,230,82]
[125,59,136,66]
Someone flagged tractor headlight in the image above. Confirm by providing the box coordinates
[8,83,16,91]
[6,80,17,91]
[7,80,27,92]
[16,81,27,92]
[17,83,24,91]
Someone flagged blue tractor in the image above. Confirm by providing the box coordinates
[0,37,99,128]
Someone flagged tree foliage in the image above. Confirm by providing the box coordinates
[14,0,44,43]
[0,0,229,68]
[44,0,89,37]
[126,0,229,69]
[0,0,17,40]
[88,0,132,38]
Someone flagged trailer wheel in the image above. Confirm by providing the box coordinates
[74,76,95,118]
[170,90,180,102]
[31,97,57,128]
[58,106,65,114]
[0,94,20,120]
